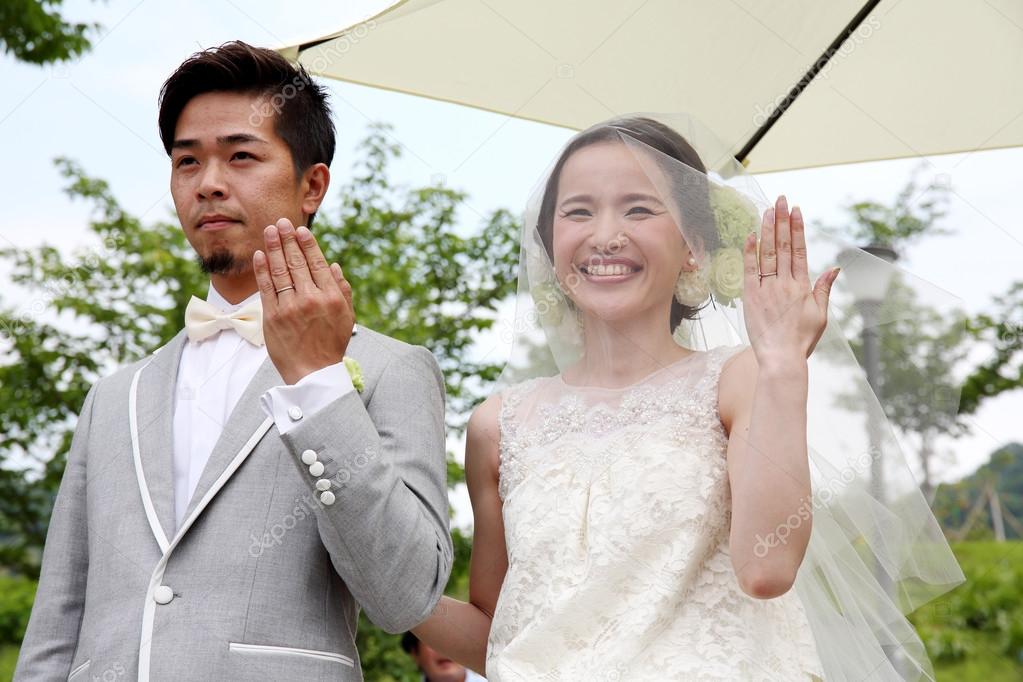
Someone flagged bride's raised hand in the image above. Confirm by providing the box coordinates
[741,195,840,368]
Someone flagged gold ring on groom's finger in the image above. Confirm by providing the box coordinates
[276,285,295,294]
[759,272,777,281]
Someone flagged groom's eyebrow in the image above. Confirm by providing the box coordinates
[171,133,270,150]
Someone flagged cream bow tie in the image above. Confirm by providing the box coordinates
[184,295,264,346]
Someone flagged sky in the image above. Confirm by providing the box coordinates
[1,0,1021,525]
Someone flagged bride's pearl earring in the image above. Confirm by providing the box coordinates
[675,258,710,306]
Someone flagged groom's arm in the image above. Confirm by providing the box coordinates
[251,219,451,632]
[14,381,98,681]
[277,343,452,633]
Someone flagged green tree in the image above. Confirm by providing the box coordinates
[818,169,968,500]
[960,282,1023,415]
[931,444,1023,541]
[0,123,518,679]
[838,277,970,501]
[817,164,1023,426]
[0,0,100,65]
[818,164,952,248]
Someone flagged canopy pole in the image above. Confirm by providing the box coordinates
[734,0,885,166]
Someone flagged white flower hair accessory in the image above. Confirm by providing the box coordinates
[674,184,760,308]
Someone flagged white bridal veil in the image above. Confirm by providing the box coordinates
[496,113,966,681]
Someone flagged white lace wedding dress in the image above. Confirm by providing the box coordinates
[486,344,825,681]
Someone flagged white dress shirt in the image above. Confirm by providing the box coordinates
[172,283,354,531]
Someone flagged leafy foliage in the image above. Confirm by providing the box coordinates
[316,127,519,424]
[815,171,968,496]
[932,444,1023,541]
[909,541,1023,672]
[0,156,199,575]
[0,0,99,65]
[815,164,1023,418]
[817,164,952,248]
[961,282,1023,415]
[0,575,35,644]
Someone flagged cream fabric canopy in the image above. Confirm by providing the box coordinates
[278,0,1023,174]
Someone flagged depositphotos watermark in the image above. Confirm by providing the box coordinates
[751,15,881,128]
[248,446,378,557]
[498,230,632,344]
[248,20,378,127]
[0,231,128,341]
[752,446,881,558]
[89,661,127,682]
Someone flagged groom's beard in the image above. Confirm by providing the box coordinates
[197,249,244,275]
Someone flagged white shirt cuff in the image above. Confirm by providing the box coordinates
[260,361,355,435]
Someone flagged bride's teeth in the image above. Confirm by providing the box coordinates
[587,263,635,276]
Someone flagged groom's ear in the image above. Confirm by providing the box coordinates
[300,162,330,226]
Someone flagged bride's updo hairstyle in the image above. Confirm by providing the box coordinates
[535,116,719,333]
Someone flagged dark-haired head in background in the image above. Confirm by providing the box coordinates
[401,632,488,682]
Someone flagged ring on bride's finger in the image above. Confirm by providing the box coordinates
[759,272,778,280]
[275,285,295,294]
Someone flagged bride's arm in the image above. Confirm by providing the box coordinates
[411,394,508,673]
[718,347,813,600]
[718,197,838,600]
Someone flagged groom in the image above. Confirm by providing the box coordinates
[15,41,452,681]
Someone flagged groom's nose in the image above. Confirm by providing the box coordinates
[197,160,229,200]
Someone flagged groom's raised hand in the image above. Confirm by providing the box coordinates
[253,217,355,385]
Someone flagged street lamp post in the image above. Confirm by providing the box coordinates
[837,242,904,675]
[837,243,899,493]
[850,243,898,502]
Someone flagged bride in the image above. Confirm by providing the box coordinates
[412,115,964,680]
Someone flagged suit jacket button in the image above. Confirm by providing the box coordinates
[154,585,174,604]
[301,449,318,465]
[287,406,303,421]
[309,461,325,477]
[315,479,331,491]
[320,491,336,506]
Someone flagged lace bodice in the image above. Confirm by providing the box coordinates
[486,344,824,681]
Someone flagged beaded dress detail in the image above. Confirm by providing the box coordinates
[486,344,824,681]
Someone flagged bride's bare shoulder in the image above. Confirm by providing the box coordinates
[466,394,504,480]
[469,393,503,439]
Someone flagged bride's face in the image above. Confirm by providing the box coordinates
[552,141,688,324]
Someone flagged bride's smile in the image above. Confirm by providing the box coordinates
[551,141,689,325]
[574,256,642,281]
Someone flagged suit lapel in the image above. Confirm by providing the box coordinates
[133,323,360,551]
[184,325,360,519]
[178,356,282,530]
[133,330,188,552]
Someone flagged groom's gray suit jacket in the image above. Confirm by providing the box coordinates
[14,324,453,681]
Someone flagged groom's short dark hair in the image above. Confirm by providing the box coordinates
[158,40,335,180]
